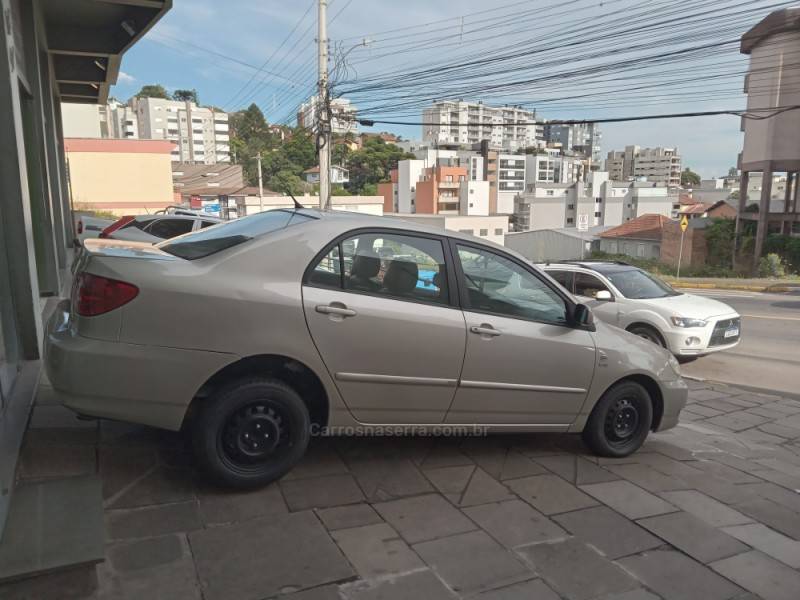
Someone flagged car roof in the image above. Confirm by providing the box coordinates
[295,208,511,252]
[135,213,217,222]
[540,260,639,274]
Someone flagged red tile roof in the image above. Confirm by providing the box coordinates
[599,214,672,241]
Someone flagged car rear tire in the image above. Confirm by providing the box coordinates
[582,381,653,458]
[192,377,310,488]
[628,324,666,348]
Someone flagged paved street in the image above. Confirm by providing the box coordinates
[4,378,800,600]
[680,289,800,397]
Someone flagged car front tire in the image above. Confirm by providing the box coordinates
[627,324,666,348]
[582,381,653,458]
[192,377,310,488]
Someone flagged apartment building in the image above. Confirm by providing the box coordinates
[525,150,586,185]
[545,122,602,164]
[606,145,682,187]
[384,213,509,246]
[132,97,230,164]
[514,174,673,232]
[422,101,545,151]
[297,96,358,135]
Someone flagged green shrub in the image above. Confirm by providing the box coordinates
[757,253,786,278]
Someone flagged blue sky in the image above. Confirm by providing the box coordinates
[112,0,781,178]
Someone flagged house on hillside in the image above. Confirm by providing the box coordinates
[304,165,350,185]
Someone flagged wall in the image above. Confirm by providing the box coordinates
[377,182,396,213]
[460,180,489,215]
[661,221,707,267]
[397,159,426,212]
[61,103,102,138]
[65,139,176,215]
[240,195,384,216]
[599,237,661,260]
[505,230,589,262]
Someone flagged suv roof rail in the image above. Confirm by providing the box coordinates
[544,259,632,267]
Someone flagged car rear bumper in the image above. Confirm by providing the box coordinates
[656,378,689,431]
[45,300,236,431]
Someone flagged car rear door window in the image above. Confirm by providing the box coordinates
[336,233,449,305]
[200,220,218,228]
[308,246,342,289]
[574,272,611,299]
[146,218,195,239]
[547,270,574,292]
[456,245,567,325]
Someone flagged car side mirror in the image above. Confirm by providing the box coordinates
[572,303,596,330]
[595,290,613,302]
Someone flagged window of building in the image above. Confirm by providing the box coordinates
[479,229,488,236]
[594,211,601,217]
[567,218,574,224]
[546,190,554,196]
[494,228,503,235]
[567,204,575,210]
[455,245,567,324]
[459,229,474,234]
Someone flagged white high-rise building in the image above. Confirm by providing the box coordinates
[297,96,358,135]
[422,101,545,151]
[545,122,602,164]
[132,97,230,164]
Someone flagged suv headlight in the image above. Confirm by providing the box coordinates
[670,316,707,328]
[667,354,681,377]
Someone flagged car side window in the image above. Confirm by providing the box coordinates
[146,218,194,239]
[308,246,342,289]
[547,270,574,293]
[456,245,568,325]
[200,220,218,229]
[338,233,448,305]
[575,272,611,299]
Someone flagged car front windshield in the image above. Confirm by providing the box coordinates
[603,268,681,300]
[158,209,315,260]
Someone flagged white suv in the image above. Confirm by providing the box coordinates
[542,261,741,359]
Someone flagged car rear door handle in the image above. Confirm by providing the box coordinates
[316,304,357,317]
[470,325,501,337]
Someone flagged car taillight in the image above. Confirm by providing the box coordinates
[74,273,139,316]
[99,215,135,239]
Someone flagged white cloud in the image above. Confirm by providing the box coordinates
[117,71,136,85]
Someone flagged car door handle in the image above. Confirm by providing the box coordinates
[470,325,501,337]
[316,304,357,317]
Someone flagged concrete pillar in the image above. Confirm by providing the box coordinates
[782,172,793,235]
[753,167,772,272]
[733,171,749,270]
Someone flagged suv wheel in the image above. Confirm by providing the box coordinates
[193,377,310,488]
[628,324,666,348]
[582,381,653,457]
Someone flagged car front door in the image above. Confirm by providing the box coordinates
[446,243,596,425]
[574,271,620,326]
[302,230,467,424]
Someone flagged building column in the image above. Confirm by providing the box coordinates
[0,0,43,359]
[782,172,794,235]
[732,171,749,270]
[753,166,772,273]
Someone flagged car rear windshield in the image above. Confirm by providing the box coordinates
[602,268,681,299]
[158,210,316,260]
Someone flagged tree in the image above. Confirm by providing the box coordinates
[728,167,738,177]
[172,89,198,104]
[345,137,414,194]
[681,167,701,187]
[268,170,305,196]
[281,128,316,171]
[135,84,170,99]
[229,103,279,185]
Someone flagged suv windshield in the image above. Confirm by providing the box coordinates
[602,268,680,300]
[158,210,315,259]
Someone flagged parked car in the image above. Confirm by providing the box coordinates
[541,261,741,359]
[46,210,687,488]
[75,215,115,242]
[99,213,224,243]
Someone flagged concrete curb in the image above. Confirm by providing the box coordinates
[669,281,799,293]
[682,375,800,401]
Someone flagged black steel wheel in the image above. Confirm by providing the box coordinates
[582,381,653,457]
[193,378,310,488]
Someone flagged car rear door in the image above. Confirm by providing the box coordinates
[446,242,595,425]
[302,229,467,424]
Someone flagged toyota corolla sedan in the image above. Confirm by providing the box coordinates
[46,210,687,488]
[542,261,741,360]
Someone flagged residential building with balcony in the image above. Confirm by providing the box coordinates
[525,150,586,186]
[422,100,545,151]
[605,145,682,187]
[132,97,230,164]
[544,122,602,164]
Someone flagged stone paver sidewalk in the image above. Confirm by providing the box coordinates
[3,378,800,600]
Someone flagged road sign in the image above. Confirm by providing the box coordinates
[577,214,589,232]
[680,215,689,232]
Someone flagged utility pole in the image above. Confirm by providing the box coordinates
[256,152,264,213]
[317,0,330,210]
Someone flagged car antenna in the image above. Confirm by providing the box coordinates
[285,189,304,210]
